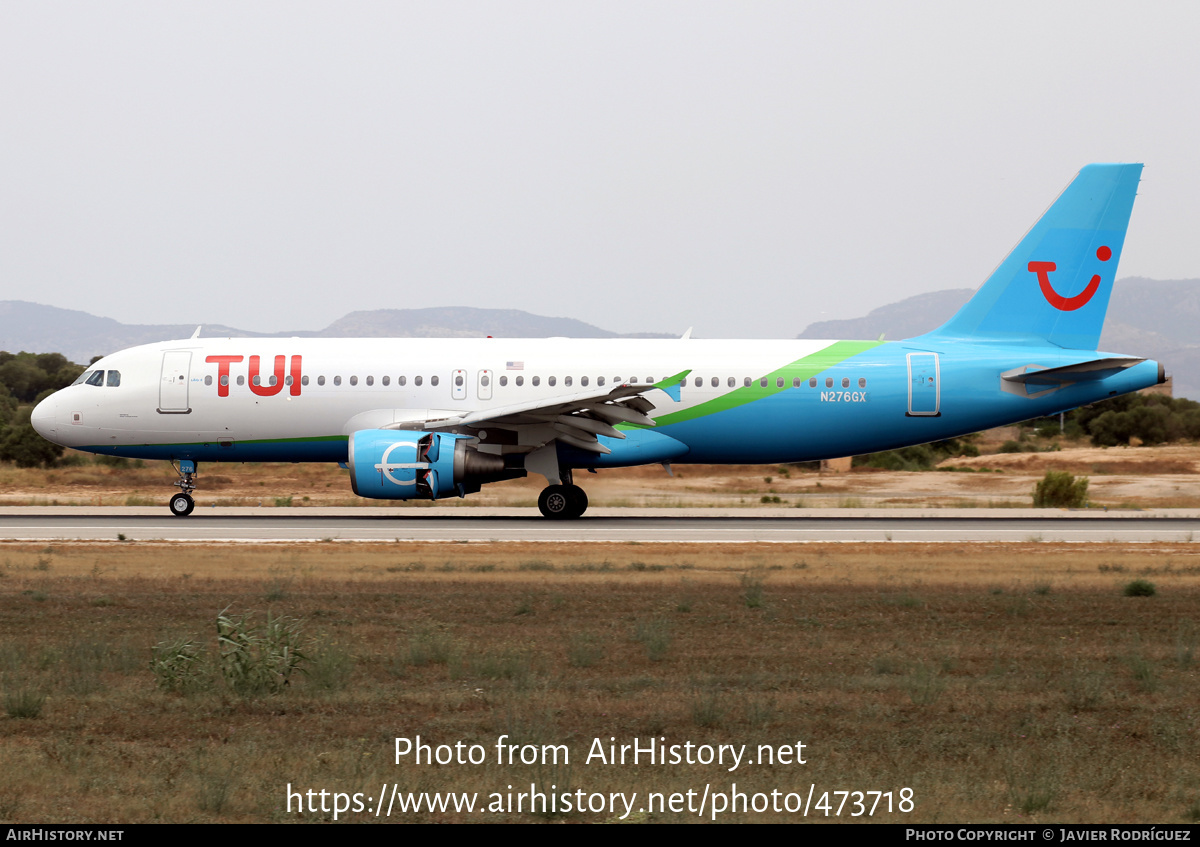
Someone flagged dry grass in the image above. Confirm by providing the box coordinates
[1,541,1199,823]
[8,444,1200,509]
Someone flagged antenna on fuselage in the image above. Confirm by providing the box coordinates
[680,327,693,340]
[190,326,201,339]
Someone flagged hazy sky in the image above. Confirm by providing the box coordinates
[2,2,1197,338]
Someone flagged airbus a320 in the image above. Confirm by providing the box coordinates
[31,164,1164,518]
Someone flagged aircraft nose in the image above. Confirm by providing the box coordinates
[30,396,57,440]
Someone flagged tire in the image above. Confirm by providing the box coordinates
[538,485,572,519]
[169,493,195,517]
[565,484,588,518]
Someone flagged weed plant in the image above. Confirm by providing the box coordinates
[632,618,672,662]
[3,684,46,718]
[215,607,310,696]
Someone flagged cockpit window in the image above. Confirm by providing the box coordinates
[106,370,121,387]
[85,370,105,387]
[73,370,93,386]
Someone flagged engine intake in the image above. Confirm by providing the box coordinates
[348,430,516,500]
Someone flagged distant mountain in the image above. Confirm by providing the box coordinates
[798,278,1200,399]
[797,289,975,341]
[322,307,626,339]
[0,301,671,366]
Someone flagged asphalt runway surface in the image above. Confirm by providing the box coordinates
[3,507,1200,543]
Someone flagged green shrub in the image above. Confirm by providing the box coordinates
[1032,471,1088,508]
[1124,579,1156,597]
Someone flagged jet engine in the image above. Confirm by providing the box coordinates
[347,429,517,500]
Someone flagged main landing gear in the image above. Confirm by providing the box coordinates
[538,483,588,519]
[169,459,198,517]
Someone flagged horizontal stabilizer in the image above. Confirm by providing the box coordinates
[1001,357,1144,387]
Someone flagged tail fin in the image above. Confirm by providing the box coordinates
[917,163,1142,349]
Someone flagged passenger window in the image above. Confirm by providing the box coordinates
[825,377,833,388]
[415,376,422,386]
[455,375,463,387]
[776,377,784,388]
[564,376,572,387]
[431,375,439,387]
[516,376,524,386]
[744,377,751,387]
[221,375,229,387]
[859,378,867,388]
[204,375,212,386]
[499,375,508,386]
[86,370,105,387]
[580,376,588,387]
[398,376,406,386]
[268,375,277,386]
[532,376,541,387]
[646,377,653,384]
[809,378,817,388]
[694,377,702,387]
[252,375,261,386]
[334,376,342,386]
[548,376,556,387]
[237,375,245,386]
[728,377,735,387]
[629,377,638,384]
[317,376,325,386]
[481,375,490,386]
[284,375,292,386]
[760,378,768,387]
[841,377,850,388]
[792,377,801,388]
[302,376,309,386]
[349,376,357,386]
[598,377,605,386]
[381,376,389,386]
[711,377,719,387]
[366,376,373,386]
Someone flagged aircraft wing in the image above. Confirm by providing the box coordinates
[406,369,691,455]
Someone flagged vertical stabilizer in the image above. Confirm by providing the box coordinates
[916,163,1141,349]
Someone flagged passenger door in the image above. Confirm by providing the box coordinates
[906,352,940,417]
[159,351,192,413]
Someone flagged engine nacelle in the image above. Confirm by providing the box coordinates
[347,430,514,500]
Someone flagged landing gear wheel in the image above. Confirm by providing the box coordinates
[539,485,570,519]
[565,484,588,517]
[538,484,588,519]
[169,493,195,517]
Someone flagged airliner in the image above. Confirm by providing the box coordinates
[30,163,1164,518]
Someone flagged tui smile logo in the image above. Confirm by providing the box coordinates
[1028,246,1111,311]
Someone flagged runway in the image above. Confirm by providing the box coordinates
[3,507,1200,543]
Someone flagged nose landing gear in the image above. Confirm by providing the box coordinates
[169,460,198,517]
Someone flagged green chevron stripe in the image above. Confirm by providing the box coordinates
[636,339,884,428]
